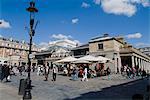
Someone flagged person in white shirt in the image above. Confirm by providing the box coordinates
[82,68,88,81]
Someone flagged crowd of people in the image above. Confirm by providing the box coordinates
[0,63,30,82]
[0,62,148,83]
[0,64,11,82]
[121,65,147,79]
[0,62,59,82]
[60,63,111,81]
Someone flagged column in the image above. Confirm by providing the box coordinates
[141,59,143,70]
[114,57,117,73]
[148,62,150,74]
[138,58,141,69]
[145,61,147,71]
[118,56,122,73]
[2,48,5,58]
[135,57,138,66]
[132,56,135,68]
[143,60,145,70]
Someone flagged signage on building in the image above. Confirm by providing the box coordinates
[29,54,35,59]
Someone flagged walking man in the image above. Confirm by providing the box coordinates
[52,66,57,81]
[44,63,50,81]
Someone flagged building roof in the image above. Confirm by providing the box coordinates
[49,39,77,46]
[89,36,124,44]
[36,45,70,56]
[90,36,113,43]
[120,46,150,60]
[71,44,89,50]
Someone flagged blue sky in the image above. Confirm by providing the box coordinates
[0,0,150,48]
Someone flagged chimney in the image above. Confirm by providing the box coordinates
[103,33,109,37]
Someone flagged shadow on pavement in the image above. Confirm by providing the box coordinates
[65,77,149,100]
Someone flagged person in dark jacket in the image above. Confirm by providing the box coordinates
[1,65,10,82]
[0,64,4,81]
[44,63,50,81]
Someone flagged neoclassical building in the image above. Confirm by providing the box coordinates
[35,39,77,65]
[72,34,150,73]
[35,45,72,65]
[0,37,40,66]
[139,47,150,57]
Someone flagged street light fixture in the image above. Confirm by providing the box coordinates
[23,0,38,100]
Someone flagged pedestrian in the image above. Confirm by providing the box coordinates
[82,67,88,81]
[142,69,146,79]
[106,67,111,80]
[0,64,4,82]
[18,66,22,76]
[37,65,41,76]
[44,63,50,81]
[2,64,11,82]
[52,66,58,81]
[75,67,79,80]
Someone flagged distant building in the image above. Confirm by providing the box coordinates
[35,39,77,64]
[49,39,77,49]
[0,37,40,66]
[72,34,150,73]
[139,47,150,57]
[35,45,72,65]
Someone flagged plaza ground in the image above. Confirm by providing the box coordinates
[0,72,149,100]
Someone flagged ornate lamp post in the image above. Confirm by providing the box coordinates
[23,0,38,100]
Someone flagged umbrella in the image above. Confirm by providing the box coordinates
[72,60,91,64]
[77,55,98,62]
[55,56,78,63]
[96,56,112,63]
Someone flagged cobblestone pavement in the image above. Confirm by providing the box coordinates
[0,72,149,100]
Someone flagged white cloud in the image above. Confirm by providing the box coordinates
[39,42,48,46]
[93,0,101,5]
[131,0,150,6]
[126,32,142,39]
[131,0,141,3]
[101,0,137,17]
[71,18,79,24]
[39,42,49,51]
[51,34,72,40]
[0,19,11,28]
[50,34,82,46]
[141,0,150,7]
[73,40,82,46]
[81,2,91,8]
[135,42,150,47]
[93,0,150,17]
[0,34,3,38]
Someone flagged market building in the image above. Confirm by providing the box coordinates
[35,39,77,65]
[0,37,40,66]
[72,34,150,73]
[139,47,150,57]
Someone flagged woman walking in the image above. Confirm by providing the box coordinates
[82,67,88,81]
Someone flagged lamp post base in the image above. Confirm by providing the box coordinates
[23,89,32,100]
[23,79,32,100]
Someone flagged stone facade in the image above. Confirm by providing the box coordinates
[0,37,40,66]
[35,45,71,65]
[72,35,150,73]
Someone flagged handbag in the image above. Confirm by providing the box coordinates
[7,75,11,80]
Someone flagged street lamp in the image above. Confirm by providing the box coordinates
[23,0,38,100]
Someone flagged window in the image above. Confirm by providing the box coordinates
[4,61,7,63]
[98,44,103,50]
